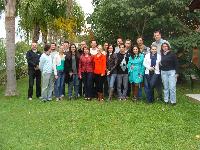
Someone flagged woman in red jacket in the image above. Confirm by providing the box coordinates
[93,45,106,101]
[78,46,94,100]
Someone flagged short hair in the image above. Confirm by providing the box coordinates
[151,44,157,49]
[64,41,69,44]
[136,36,144,41]
[125,39,131,42]
[161,42,171,50]
[44,44,51,52]
[119,44,125,48]
[154,30,161,35]
[51,42,56,46]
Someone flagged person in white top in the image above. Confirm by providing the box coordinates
[90,40,98,55]
[143,45,161,103]
[114,37,123,53]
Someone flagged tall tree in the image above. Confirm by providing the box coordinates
[4,0,17,96]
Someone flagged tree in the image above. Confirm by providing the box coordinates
[91,0,197,44]
[4,0,17,96]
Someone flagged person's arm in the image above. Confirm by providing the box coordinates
[26,51,36,67]
[173,53,179,75]
[109,54,118,74]
[39,55,45,72]
[53,55,58,77]
[78,56,82,78]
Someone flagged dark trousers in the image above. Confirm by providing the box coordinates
[94,74,105,93]
[28,70,41,98]
[144,74,159,103]
[78,79,83,96]
[82,72,93,98]
[155,75,162,99]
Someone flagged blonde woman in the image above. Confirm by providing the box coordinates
[53,45,66,101]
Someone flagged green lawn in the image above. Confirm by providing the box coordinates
[0,78,200,150]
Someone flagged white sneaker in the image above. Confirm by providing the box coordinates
[56,98,59,101]
[28,98,32,100]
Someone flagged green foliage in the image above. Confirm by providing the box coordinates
[170,32,200,80]
[0,78,200,149]
[0,41,34,85]
[91,0,197,44]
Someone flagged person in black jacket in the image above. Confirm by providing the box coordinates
[26,42,41,100]
[106,44,118,100]
[64,44,80,99]
[160,42,179,105]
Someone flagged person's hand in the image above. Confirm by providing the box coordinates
[149,67,155,71]
[69,72,73,77]
[79,75,82,79]
[55,75,58,79]
[175,74,179,78]
[139,74,143,78]
[107,71,110,76]
[131,65,134,70]
[101,74,104,76]
[34,65,39,70]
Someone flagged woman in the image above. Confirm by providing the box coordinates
[116,44,129,100]
[160,42,179,105]
[93,45,106,101]
[127,45,144,101]
[65,44,80,100]
[143,45,161,103]
[78,46,94,100]
[106,44,118,100]
[53,45,66,101]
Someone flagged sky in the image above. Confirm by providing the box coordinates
[0,0,94,39]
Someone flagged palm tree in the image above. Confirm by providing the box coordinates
[4,0,17,96]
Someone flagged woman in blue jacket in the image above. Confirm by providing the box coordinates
[127,45,144,101]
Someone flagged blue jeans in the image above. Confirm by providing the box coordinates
[117,74,128,98]
[144,74,160,103]
[107,74,117,88]
[161,70,177,104]
[54,71,65,98]
[68,74,79,97]
[82,72,93,98]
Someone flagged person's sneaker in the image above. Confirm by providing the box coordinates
[28,97,32,101]
[171,103,176,106]
[56,98,59,101]
[47,98,52,101]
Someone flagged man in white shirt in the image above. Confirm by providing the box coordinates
[90,40,98,55]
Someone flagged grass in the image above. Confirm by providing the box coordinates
[0,78,200,150]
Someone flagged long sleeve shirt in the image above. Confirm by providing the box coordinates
[93,54,106,75]
[78,54,94,76]
[39,53,53,74]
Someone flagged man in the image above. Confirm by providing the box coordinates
[136,37,150,55]
[125,39,132,53]
[78,41,86,55]
[151,31,170,100]
[125,39,132,98]
[115,37,123,53]
[39,44,53,102]
[136,37,150,98]
[90,40,98,55]
[103,42,109,52]
[152,31,170,54]
[63,41,70,54]
[26,42,41,100]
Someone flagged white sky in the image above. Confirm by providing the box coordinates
[0,0,94,39]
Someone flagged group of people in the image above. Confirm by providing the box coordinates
[26,31,179,105]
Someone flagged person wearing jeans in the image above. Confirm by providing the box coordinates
[79,46,94,100]
[160,42,179,105]
[116,44,129,100]
[65,44,80,99]
[143,45,161,103]
[39,44,53,102]
[53,45,66,101]
[106,44,118,100]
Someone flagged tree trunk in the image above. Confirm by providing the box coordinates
[32,22,40,43]
[4,0,17,96]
